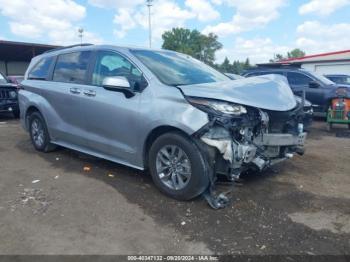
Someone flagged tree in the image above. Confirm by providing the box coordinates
[220,57,231,72]
[162,28,196,55]
[287,48,306,59]
[232,60,244,74]
[270,54,284,62]
[243,58,251,70]
[162,28,222,65]
[213,57,253,74]
[270,49,306,62]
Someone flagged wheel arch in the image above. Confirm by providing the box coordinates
[143,125,191,170]
[25,105,42,130]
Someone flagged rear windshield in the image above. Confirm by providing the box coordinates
[131,49,229,86]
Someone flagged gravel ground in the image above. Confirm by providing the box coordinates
[0,115,349,255]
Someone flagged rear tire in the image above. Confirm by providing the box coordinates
[29,112,57,152]
[148,132,209,200]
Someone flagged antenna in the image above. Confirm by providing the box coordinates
[78,27,84,45]
[146,0,153,48]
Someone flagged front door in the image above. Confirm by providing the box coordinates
[286,72,325,111]
[80,50,147,165]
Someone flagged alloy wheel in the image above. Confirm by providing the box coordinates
[156,145,192,190]
[31,119,45,148]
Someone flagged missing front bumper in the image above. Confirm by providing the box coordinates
[254,133,307,147]
[200,128,307,175]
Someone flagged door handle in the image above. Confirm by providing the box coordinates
[83,90,96,97]
[70,87,81,94]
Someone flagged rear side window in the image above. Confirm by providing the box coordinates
[53,51,91,84]
[28,56,54,80]
[287,72,313,86]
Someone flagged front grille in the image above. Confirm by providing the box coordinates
[0,90,10,99]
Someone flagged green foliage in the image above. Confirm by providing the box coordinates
[213,57,253,75]
[270,48,306,62]
[162,27,253,75]
[162,28,222,65]
[287,48,306,59]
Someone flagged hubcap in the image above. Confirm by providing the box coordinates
[156,145,192,190]
[31,119,45,147]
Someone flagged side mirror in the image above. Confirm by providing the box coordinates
[309,81,320,88]
[102,76,135,98]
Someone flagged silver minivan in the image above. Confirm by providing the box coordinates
[19,44,307,204]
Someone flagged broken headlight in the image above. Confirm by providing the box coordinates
[187,97,247,115]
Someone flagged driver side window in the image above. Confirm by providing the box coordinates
[287,72,313,86]
[92,51,145,90]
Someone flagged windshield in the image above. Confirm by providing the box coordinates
[0,73,8,84]
[311,71,335,85]
[131,49,229,86]
[328,76,350,85]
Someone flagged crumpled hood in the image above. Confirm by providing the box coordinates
[179,74,297,111]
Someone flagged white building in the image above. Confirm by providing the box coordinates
[259,50,350,75]
[275,50,350,75]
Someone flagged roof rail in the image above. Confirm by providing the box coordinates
[43,43,93,54]
[256,63,301,69]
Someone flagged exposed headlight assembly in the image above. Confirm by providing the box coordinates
[187,97,247,115]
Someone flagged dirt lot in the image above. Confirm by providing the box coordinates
[0,114,349,255]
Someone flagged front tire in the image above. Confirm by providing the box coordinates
[29,112,57,152]
[148,132,209,200]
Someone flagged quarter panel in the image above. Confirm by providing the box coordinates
[18,86,61,137]
[133,84,209,168]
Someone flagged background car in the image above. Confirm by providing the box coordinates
[0,72,20,118]
[243,67,350,114]
[325,74,350,85]
[7,75,24,88]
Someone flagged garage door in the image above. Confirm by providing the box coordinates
[314,63,350,75]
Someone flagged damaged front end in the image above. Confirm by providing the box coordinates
[187,97,307,208]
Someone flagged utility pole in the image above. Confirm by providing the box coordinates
[146,0,153,48]
[78,27,84,45]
